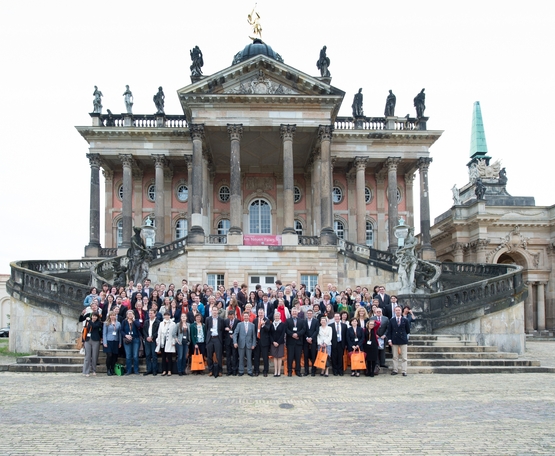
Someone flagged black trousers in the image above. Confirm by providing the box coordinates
[331,343,345,373]
[303,342,317,374]
[225,343,238,373]
[253,343,270,374]
[287,343,302,374]
[206,338,223,373]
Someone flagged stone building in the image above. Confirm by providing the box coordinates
[77,39,441,291]
[430,102,554,332]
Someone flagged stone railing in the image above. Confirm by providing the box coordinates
[207,235,227,244]
[406,263,526,334]
[98,114,188,128]
[7,260,92,309]
[334,116,420,131]
[99,248,118,258]
[298,236,320,246]
[338,239,397,272]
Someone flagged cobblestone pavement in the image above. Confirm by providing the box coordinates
[0,367,554,456]
[525,341,555,367]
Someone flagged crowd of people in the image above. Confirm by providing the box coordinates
[79,279,414,378]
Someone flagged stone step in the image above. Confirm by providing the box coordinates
[408,346,498,352]
[409,341,477,347]
[409,335,464,341]
[409,352,519,360]
[36,349,82,357]
[406,366,555,374]
[408,359,540,367]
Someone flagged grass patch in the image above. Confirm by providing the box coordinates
[0,338,31,357]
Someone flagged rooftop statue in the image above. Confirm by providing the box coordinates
[414,88,426,118]
[190,46,204,77]
[352,88,363,118]
[476,158,501,179]
[247,4,262,41]
[123,85,133,114]
[105,109,115,127]
[451,184,462,205]
[384,90,396,117]
[498,167,508,185]
[92,86,103,114]
[316,45,331,78]
[153,86,165,115]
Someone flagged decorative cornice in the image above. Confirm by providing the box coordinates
[78,128,188,139]
[280,124,296,141]
[227,124,243,141]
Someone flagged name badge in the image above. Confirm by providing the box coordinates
[367,340,372,345]
[229,331,233,335]
[257,329,260,333]
[112,331,117,336]
[293,327,297,331]
[87,333,91,338]
[354,338,359,342]
[139,319,143,323]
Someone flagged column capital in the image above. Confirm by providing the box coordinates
[354,156,369,171]
[385,157,402,171]
[227,123,243,141]
[405,172,416,184]
[184,155,193,169]
[346,172,356,184]
[102,169,113,181]
[152,154,167,168]
[86,153,101,168]
[280,124,296,140]
[164,168,173,183]
[318,125,333,141]
[119,154,134,167]
[189,123,205,140]
[417,157,433,170]
[375,172,386,185]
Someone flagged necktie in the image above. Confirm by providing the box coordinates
[294,319,297,326]
[336,324,341,341]
[397,318,400,325]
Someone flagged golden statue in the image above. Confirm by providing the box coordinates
[247,4,262,41]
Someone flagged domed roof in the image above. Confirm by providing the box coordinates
[232,39,284,65]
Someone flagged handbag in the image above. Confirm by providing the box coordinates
[191,347,206,371]
[113,363,124,376]
[350,347,366,370]
[314,346,328,370]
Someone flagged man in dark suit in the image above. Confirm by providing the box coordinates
[383,295,400,320]
[285,308,306,377]
[376,286,391,311]
[237,284,248,309]
[303,309,319,376]
[206,306,225,378]
[387,306,411,376]
[142,309,160,376]
[131,283,148,309]
[256,293,275,320]
[253,308,272,377]
[371,307,389,368]
[330,313,347,376]
[142,278,154,298]
[224,310,240,375]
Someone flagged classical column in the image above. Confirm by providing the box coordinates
[418,157,435,259]
[103,169,114,248]
[318,125,336,245]
[537,282,546,331]
[153,154,166,246]
[120,154,133,249]
[405,172,415,228]
[525,281,535,333]
[354,157,368,245]
[280,124,296,235]
[375,172,386,250]
[85,154,101,256]
[311,150,321,235]
[385,157,401,252]
[184,155,193,231]
[189,124,205,243]
[227,124,243,236]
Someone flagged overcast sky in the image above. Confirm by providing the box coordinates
[0,0,553,273]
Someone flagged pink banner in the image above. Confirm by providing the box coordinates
[243,235,282,246]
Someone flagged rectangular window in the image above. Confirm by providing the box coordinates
[300,274,319,294]
[207,273,225,289]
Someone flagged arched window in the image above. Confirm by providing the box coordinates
[118,184,124,201]
[147,184,156,202]
[176,184,188,202]
[116,219,123,247]
[219,185,230,202]
[365,186,373,204]
[365,220,374,247]
[334,220,345,239]
[249,199,271,234]
[294,186,302,203]
[294,219,303,236]
[217,219,230,235]
[332,186,343,204]
[175,218,187,239]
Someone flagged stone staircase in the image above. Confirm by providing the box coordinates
[7,335,555,374]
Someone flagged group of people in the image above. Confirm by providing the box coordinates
[79,279,414,378]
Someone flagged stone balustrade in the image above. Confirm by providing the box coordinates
[334,116,420,131]
[338,239,397,272]
[298,236,320,246]
[207,235,227,244]
[97,114,188,128]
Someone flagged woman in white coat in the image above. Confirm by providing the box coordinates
[156,311,177,376]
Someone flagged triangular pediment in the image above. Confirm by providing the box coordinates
[177,54,345,98]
